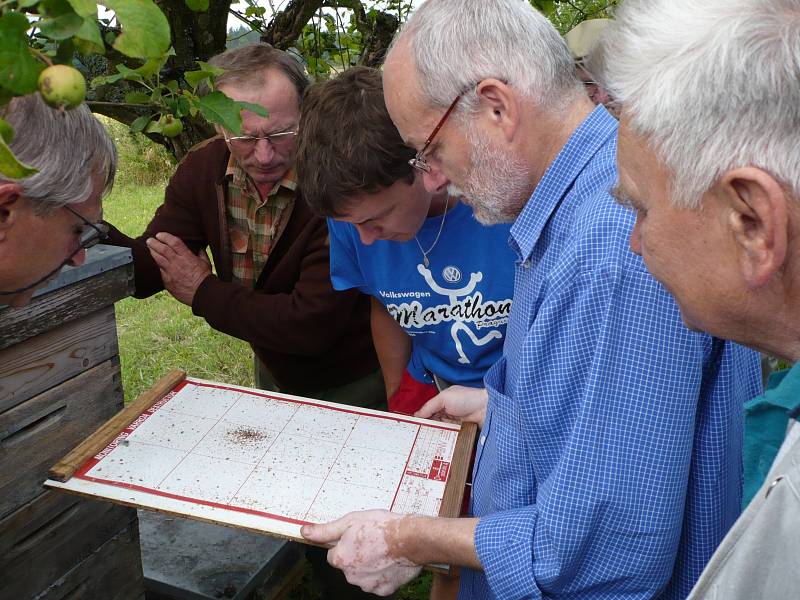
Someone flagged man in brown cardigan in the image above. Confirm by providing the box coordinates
[105,44,382,406]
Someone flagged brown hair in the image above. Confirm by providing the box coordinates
[296,66,415,217]
[201,43,309,104]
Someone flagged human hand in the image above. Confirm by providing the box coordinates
[414,385,487,428]
[146,232,211,306]
[301,510,422,596]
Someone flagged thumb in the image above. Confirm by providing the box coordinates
[414,394,446,419]
[301,515,351,545]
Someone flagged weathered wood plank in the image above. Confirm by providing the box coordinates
[0,359,123,519]
[0,265,133,351]
[32,519,145,600]
[49,369,186,482]
[0,489,138,600]
[0,307,119,414]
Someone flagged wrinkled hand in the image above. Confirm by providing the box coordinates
[415,385,487,428]
[301,510,421,596]
[146,232,211,306]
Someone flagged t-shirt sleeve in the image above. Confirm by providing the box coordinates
[328,219,369,293]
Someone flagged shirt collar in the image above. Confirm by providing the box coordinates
[509,105,618,261]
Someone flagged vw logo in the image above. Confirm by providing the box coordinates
[442,266,462,283]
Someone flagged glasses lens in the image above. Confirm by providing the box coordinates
[408,157,431,173]
[229,137,258,152]
[80,223,109,250]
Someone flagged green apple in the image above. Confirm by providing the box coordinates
[37,65,86,110]
[159,114,184,138]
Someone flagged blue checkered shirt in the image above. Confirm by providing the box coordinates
[459,107,762,599]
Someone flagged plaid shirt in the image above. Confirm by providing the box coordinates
[460,107,762,599]
[226,157,296,287]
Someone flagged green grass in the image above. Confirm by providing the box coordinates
[104,183,254,402]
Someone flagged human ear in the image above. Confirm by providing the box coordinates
[475,79,518,143]
[0,183,24,242]
[722,168,789,287]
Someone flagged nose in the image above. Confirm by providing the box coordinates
[253,138,276,164]
[629,211,643,256]
[355,223,380,246]
[421,168,450,194]
[67,248,87,267]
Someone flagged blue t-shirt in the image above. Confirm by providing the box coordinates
[328,200,516,387]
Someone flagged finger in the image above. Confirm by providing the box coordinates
[154,231,190,254]
[414,395,446,419]
[301,516,351,544]
[148,245,172,270]
[145,237,170,256]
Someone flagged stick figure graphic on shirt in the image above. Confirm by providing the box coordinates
[417,264,503,363]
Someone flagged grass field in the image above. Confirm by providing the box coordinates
[103,184,254,402]
[103,122,433,599]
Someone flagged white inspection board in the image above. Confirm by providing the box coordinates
[46,377,463,541]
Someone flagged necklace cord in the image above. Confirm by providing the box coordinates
[414,195,450,267]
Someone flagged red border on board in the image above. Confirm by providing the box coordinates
[74,378,459,526]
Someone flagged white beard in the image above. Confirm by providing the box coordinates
[454,124,531,225]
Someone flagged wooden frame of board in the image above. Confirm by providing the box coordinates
[46,370,477,575]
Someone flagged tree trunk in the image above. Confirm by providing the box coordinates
[87,0,232,160]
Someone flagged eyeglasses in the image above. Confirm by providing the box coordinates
[224,130,297,152]
[408,94,465,173]
[0,205,109,297]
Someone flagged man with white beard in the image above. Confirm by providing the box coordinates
[301,1,762,598]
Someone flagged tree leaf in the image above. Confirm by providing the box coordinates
[0,12,42,95]
[115,63,144,83]
[185,0,209,11]
[74,18,105,54]
[198,91,242,134]
[236,101,268,118]
[124,91,150,104]
[130,115,151,132]
[133,56,166,78]
[0,135,38,179]
[104,0,171,59]
[66,0,96,18]
[184,63,224,90]
[145,119,162,134]
[0,119,14,145]
[38,11,84,40]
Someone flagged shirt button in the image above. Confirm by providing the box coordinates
[522,259,531,269]
[479,435,486,445]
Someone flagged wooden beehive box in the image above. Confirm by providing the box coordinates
[0,245,145,600]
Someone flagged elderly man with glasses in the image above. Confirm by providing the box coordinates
[300,1,762,599]
[0,93,115,308]
[104,43,382,408]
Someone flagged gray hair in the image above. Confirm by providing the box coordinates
[2,93,116,213]
[203,43,309,104]
[592,0,800,208]
[389,0,582,117]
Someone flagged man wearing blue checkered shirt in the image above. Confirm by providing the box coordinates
[301,1,763,598]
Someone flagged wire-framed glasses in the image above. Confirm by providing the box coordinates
[408,94,464,173]
[224,130,297,153]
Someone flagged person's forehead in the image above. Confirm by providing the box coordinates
[382,46,434,146]
[221,72,299,118]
